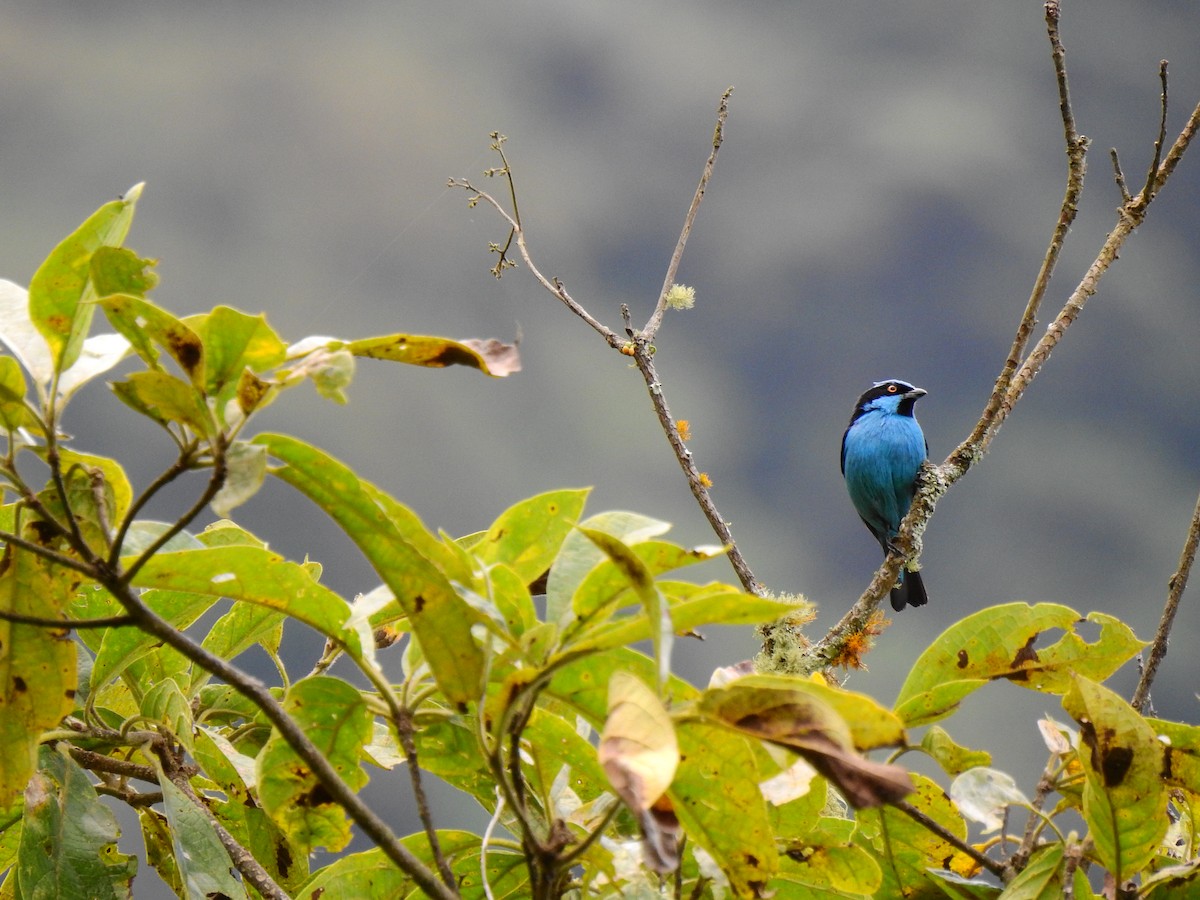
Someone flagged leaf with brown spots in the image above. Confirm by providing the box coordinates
[855,774,976,894]
[257,676,372,853]
[0,545,77,808]
[98,292,205,386]
[348,332,521,377]
[894,603,1147,727]
[670,720,778,893]
[696,677,912,808]
[1064,675,1168,879]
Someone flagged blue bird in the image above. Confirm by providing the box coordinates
[841,379,929,610]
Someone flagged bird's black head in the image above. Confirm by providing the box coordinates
[849,379,927,423]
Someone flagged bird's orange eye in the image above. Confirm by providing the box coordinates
[887,384,898,393]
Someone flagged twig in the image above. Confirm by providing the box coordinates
[108,444,200,568]
[1140,62,1170,204]
[623,307,759,594]
[447,176,621,349]
[449,90,756,596]
[118,441,222,585]
[0,608,134,629]
[67,746,159,784]
[642,87,733,341]
[155,746,290,900]
[966,0,1088,451]
[894,799,1007,880]
[110,580,457,900]
[1006,753,1063,876]
[1131,483,1200,712]
[808,9,1200,670]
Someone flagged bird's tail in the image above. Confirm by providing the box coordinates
[890,568,928,611]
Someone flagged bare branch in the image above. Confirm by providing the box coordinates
[810,5,1200,671]
[1131,483,1200,712]
[625,317,760,595]
[1140,61,1170,204]
[642,87,733,341]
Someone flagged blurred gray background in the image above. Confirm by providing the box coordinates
[5,0,1200,892]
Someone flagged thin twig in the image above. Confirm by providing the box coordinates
[625,315,759,594]
[447,177,621,349]
[642,87,733,341]
[1131,483,1200,712]
[808,10,1200,671]
[894,799,1007,879]
[965,0,1088,452]
[119,442,223,585]
[110,580,457,900]
[0,608,134,629]
[107,442,201,567]
[1140,61,1170,204]
[449,90,752,597]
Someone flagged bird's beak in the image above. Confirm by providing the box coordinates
[905,387,927,399]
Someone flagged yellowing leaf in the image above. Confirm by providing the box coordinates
[696,676,912,808]
[255,434,485,704]
[28,184,142,374]
[894,603,1147,726]
[599,671,679,812]
[0,549,78,808]
[348,332,521,377]
[257,676,372,853]
[1064,675,1169,879]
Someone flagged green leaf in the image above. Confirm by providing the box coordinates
[52,448,133,530]
[27,184,142,374]
[775,817,883,896]
[156,768,247,899]
[996,843,1066,899]
[893,603,1147,726]
[192,728,307,891]
[0,357,34,430]
[855,774,974,895]
[110,370,211,435]
[471,488,590,584]
[1063,675,1168,879]
[255,433,485,705]
[97,291,203,384]
[568,540,724,629]
[257,676,372,853]
[672,721,777,895]
[88,246,159,298]
[921,725,993,776]
[568,584,797,656]
[545,510,670,623]
[126,545,362,663]
[297,832,529,898]
[580,528,673,691]
[141,679,194,754]
[191,306,286,399]
[90,588,214,696]
[547,646,698,728]
[16,748,136,898]
[191,603,286,693]
[0,549,78,808]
